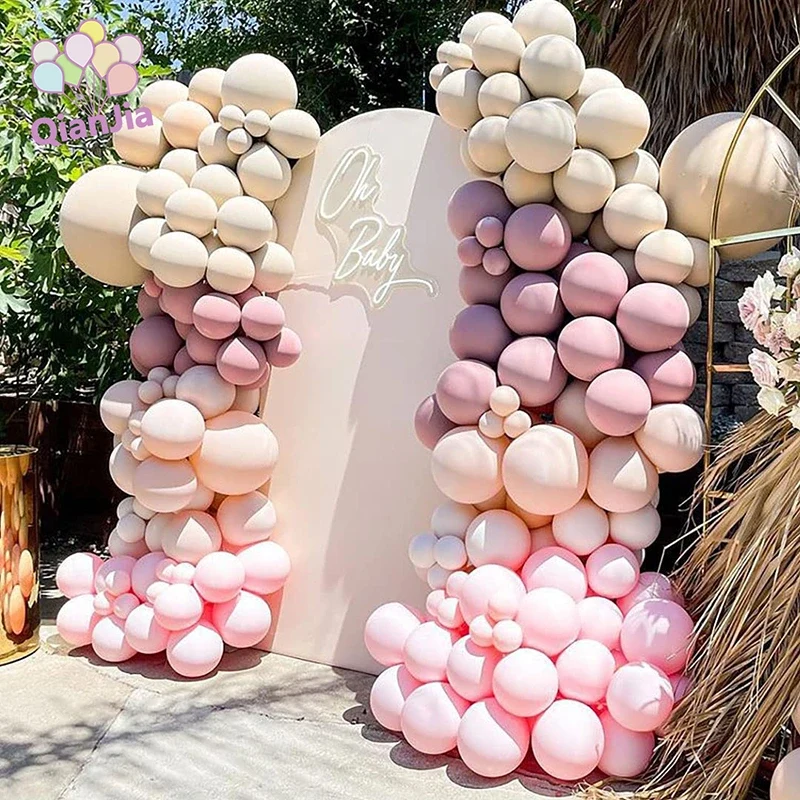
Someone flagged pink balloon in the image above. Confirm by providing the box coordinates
[56,594,100,646]
[364,602,424,667]
[483,247,511,276]
[166,620,224,677]
[64,32,94,67]
[557,317,624,381]
[449,305,514,364]
[532,699,605,781]
[577,596,624,650]
[586,544,640,599]
[500,273,564,336]
[212,590,273,647]
[475,216,505,247]
[137,288,161,318]
[515,587,579,656]
[587,436,658,514]
[503,204,571,271]
[217,336,268,386]
[95,555,136,596]
[585,369,652,437]
[414,394,457,450]
[93,591,114,616]
[521,546,587,602]
[458,564,526,624]
[400,681,470,754]
[159,283,210,325]
[56,552,102,598]
[435,360,497,425]
[620,599,694,674]
[124,602,170,653]
[161,510,222,564]
[559,252,629,318]
[153,583,204,631]
[552,241,593,279]
[193,551,246,603]
[185,327,222,365]
[129,315,183,376]
[402,620,459,682]
[447,180,513,240]
[144,274,162,298]
[457,699,529,778]
[606,662,674,732]
[492,647,558,717]
[497,336,567,406]
[172,346,197,375]
[633,349,696,404]
[112,593,140,620]
[241,296,285,341]
[236,540,291,595]
[598,711,655,778]
[617,572,682,616]
[92,615,137,663]
[616,284,690,352]
[556,639,616,703]
[264,327,302,368]
[459,265,514,306]
[370,665,423,731]
[193,293,242,340]
[445,635,502,701]
[457,236,486,267]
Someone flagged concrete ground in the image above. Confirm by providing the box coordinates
[0,624,584,800]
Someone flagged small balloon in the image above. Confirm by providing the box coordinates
[31,39,59,64]
[55,54,84,87]
[32,62,64,94]
[106,62,139,96]
[114,34,143,65]
[91,41,121,78]
[64,32,95,68]
[78,19,107,44]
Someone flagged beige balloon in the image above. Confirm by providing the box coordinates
[244,109,271,138]
[251,241,295,293]
[218,104,246,132]
[140,79,189,119]
[505,100,575,173]
[684,236,719,287]
[611,248,641,288]
[135,168,188,216]
[675,282,702,326]
[162,100,214,150]
[503,160,554,206]
[659,112,800,259]
[202,231,224,256]
[613,149,659,190]
[519,34,585,100]
[113,117,169,167]
[478,72,531,118]
[576,88,651,160]
[459,11,511,47]
[568,67,623,113]
[553,199,592,237]
[467,116,513,174]
[128,216,170,269]
[196,122,239,168]
[164,187,217,236]
[459,136,496,178]
[436,68,484,130]
[216,196,277,252]
[513,0,576,44]
[237,143,292,202]
[227,128,253,155]
[538,96,576,120]
[437,41,473,70]
[59,165,147,287]
[472,24,526,77]
[221,53,298,115]
[603,184,668,250]
[635,229,694,285]
[149,231,208,288]
[588,213,618,254]
[190,164,243,208]
[206,246,256,293]
[633,404,705,473]
[429,62,453,91]
[160,148,205,183]
[553,148,615,214]
[267,109,321,159]
[188,68,226,116]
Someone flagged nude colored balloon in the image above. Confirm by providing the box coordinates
[616,283,690,352]
[478,72,531,118]
[588,212,618,254]
[598,711,655,778]
[552,498,608,556]
[609,504,661,551]
[497,337,566,406]
[167,620,224,677]
[635,229,694,285]
[554,148,615,214]
[133,456,198,513]
[620,598,694,674]
[237,142,292,202]
[188,67,225,115]
[266,108,321,159]
[447,180,513,240]
[552,380,605,449]
[502,163,553,209]
[251,242,295,293]
[162,100,214,150]
[112,118,170,168]
[603,184,668,250]
[100,380,146,434]
[128,217,170,271]
[109,443,139,494]
[512,0,576,44]
[606,662,674,732]
[206,247,256,294]
[140,399,205,460]
[467,115,513,174]
[505,101,575,174]
[216,196,276,253]
[149,231,209,289]
[436,68,484,129]
[159,282,210,326]
[190,164,243,209]
[92,615,136,662]
[136,168,188,217]
[221,53,297,115]
[465,509,531,570]
[519,34,585,100]
[503,425,588,516]
[457,698,529,778]
[401,681,470,755]
[140,79,188,119]
[634,403,705,473]
[569,67,623,112]
[175,365,236,419]
[588,436,657,513]
[364,602,424,667]
[633,350,696,404]
[161,148,205,182]
[532,699,605,781]
[370,665,423,731]
[560,252,628,319]
[576,88,650,160]
[197,122,239,169]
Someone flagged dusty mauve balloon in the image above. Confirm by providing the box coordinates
[633,349,696,403]
[414,394,457,450]
[500,273,564,335]
[585,369,652,437]
[459,265,515,306]
[158,282,209,325]
[587,436,657,513]
[435,360,498,425]
[449,305,514,363]
[497,337,566,406]
[185,327,221,365]
[503,203,571,270]
[129,315,183,376]
[265,327,302,368]
[447,179,514,239]
[457,236,485,267]
[559,252,628,318]
[216,337,269,386]
[616,283,690,352]
[192,292,242,340]
[557,317,624,382]
[240,296,285,341]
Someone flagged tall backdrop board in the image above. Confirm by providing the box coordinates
[262,108,472,674]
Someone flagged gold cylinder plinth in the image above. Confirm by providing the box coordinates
[0,446,39,665]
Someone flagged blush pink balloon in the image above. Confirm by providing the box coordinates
[457,699,529,778]
[159,283,210,325]
[556,639,616,703]
[475,216,505,247]
[447,180,513,240]
[620,598,694,674]
[585,369,652,437]
[414,394,457,450]
[557,317,624,382]
[153,583,204,631]
[402,620,459,682]
[500,273,564,336]
[92,615,137,662]
[56,594,100,647]
[617,572,683,616]
[216,336,268,386]
[400,681,470,754]
[193,293,242,340]
[212,590,272,648]
[606,662,674,732]
[56,552,102,598]
[112,593,140,620]
[449,305,514,364]
[129,315,183,376]
[445,636,502,701]
[364,602,424,667]
[435,359,497,426]
[457,236,485,266]
[370,665,423,731]
[586,544,640,599]
[497,336,567,406]
[106,62,139,96]
[94,555,136,596]
[492,647,558,717]
[515,587,579,655]
[459,265,514,306]
[185,327,222,365]
[503,204,571,271]
[616,284,690,352]
[236,540,291,595]
[559,252,629,318]
[264,327,302,368]
[521,546,587,602]
[552,241,593,279]
[598,711,655,777]
[166,620,224,677]
[633,349,696,403]
[64,32,94,67]
[532,699,605,781]
[193,551,246,603]
[161,510,221,565]
[241,296,285,341]
[458,564,526,624]
[124,602,171,653]
[577,596,624,650]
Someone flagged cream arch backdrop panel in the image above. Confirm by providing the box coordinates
[262,108,472,674]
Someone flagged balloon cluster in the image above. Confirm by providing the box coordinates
[366,0,705,782]
[31,19,142,97]
[55,53,319,678]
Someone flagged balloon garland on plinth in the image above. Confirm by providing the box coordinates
[55,53,319,678]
